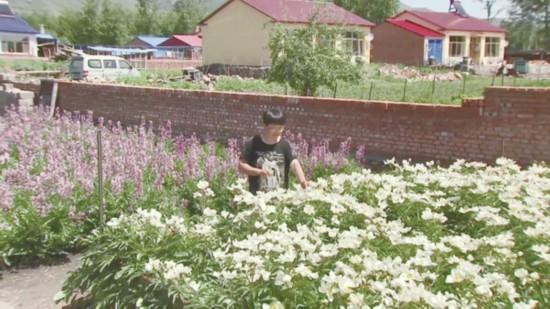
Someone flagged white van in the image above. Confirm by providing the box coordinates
[69,55,140,81]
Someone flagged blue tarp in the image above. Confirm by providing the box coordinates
[87,46,156,56]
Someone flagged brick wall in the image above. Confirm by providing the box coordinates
[372,23,426,66]
[53,81,550,165]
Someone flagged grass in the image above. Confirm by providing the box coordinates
[0,59,68,72]
[6,59,547,104]
[119,67,550,105]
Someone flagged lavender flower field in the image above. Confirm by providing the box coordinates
[0,105,357,268]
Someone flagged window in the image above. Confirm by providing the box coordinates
[449,36,465,57]
[2,40,24,53]
[70,59,83,70]
[118,60,131,69]
[103,60,117,69]
[485,37,500,57]
[342,32,364,56]
[88,59,102,68]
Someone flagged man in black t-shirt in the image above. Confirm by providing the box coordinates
[238,109,308,194]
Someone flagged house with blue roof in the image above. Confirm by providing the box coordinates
[0,0,38,57]
[125,36,170,58]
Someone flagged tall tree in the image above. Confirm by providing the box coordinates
[332,0,400,24]
[172,0,206,34]
[477,0,503,21]
[77,0,101,44]
[98,0,130,45]
[134,0,160,35]
[510,0,550,49]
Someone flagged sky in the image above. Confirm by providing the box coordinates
[400,0,512,19]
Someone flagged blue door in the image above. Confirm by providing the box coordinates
[428,39,443,64]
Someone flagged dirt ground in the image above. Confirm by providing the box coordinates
[0,255,81,309]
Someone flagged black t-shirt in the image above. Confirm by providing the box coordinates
[240,135,296,194]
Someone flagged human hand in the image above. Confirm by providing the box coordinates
[258,168,273,177]
[299,179,309,189]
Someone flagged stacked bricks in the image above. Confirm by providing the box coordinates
[52,81,550,165]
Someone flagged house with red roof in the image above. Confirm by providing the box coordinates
[198,0,374,67]
[372,9,506,67]
[157,34,203,60]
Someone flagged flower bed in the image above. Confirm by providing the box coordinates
[59,159,549,308]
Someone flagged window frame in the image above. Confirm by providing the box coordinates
[449,36,465,57]
[484,37,500,57]
[103,59,117,69]
[88,59,103,69]
[342,31,365,56]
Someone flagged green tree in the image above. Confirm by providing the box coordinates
[268,22,362,96]
[503,9,540,51]
[510,0,550,49]
[134,0,160,35]
[172,0,206,34]
[97,0,130,45]
[54,11,81,43]
[77,0,101,44]
[21,11,57,34]
[332,0,399,24]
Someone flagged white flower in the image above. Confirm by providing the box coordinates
[193,191,203,199]
[294,263,319,280]
[514,268,528,280]
[347,293,366,309]
[221,270,238,280]
[197,180,209,190]
[187,280,200,292]
[531,244,550,263]
[144,259,162,273]
[262,301,284,309]
[513,300,539,309]
[274,270,293,287]
[304,204,315,215]
[421,208,447,223]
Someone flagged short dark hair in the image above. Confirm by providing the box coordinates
[262,108,286,126]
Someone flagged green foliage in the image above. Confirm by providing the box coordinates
[268,22,363,96]
[97,0,131,45]
[0,192,83,268]
[171,0,206,34]
[21,0,206,45]
[332,0,400,24]
[0,59,67,71]
[507,0,550,50]
[134,0,160,36]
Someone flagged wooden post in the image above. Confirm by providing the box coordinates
[368,81,374,100]
[402,79,408,101]
[48,81,58,119]
[97,130,105,226]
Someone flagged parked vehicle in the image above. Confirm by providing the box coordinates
[69,55,140,81]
